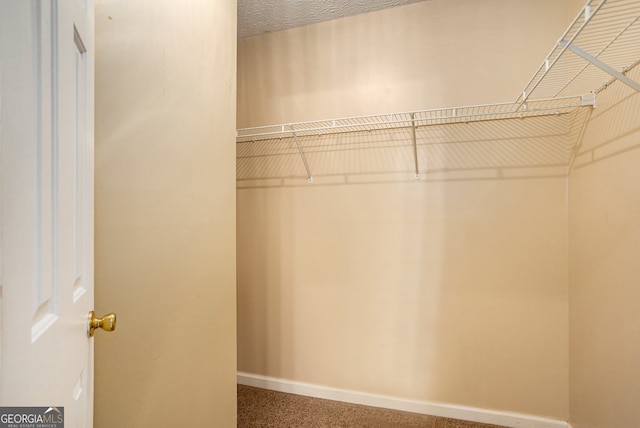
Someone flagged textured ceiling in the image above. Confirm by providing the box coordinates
[238,0,428,39]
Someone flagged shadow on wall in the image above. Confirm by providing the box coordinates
[571,69,640,172]
[236,134,573,417]
[568,64,640,427]
[234,67,640,418]
[235,101,582,417]
[237,107,592,188]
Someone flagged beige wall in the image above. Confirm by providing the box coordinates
[238,0,573,128]
[238,179,569,417]
[237,0,574,419]
[94,0,237,426]
[568,67,640,427]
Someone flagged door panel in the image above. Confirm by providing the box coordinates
[1,1,95,426]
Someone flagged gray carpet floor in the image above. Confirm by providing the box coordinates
[238,385,507,428]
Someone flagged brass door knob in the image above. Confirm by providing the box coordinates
[88,311,117,337]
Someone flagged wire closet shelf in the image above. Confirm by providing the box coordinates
[517,0,640,103]
[236,0,640,182]
[236,96,588,142]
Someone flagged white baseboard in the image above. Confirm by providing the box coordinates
[238,372,568,428]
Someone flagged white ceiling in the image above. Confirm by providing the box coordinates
[238,0,428,39]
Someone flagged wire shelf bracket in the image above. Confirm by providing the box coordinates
[291,129,313,184]
[410,113,420,179]
[558,39,640,92]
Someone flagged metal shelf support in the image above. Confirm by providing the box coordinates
[292,130,313,183]
[410,113,420,179]
[558,40,640,93]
